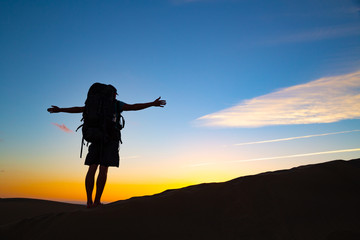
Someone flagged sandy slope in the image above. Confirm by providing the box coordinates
[0,198,83,225]
[1,159,360,240]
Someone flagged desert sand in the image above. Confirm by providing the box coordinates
[1,158,360,240]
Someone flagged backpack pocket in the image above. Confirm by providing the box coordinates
[83,127,104,143]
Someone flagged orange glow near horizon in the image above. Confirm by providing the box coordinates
[1,179,203,204]
[2,149,359,204]
[1,152,245,204]
[1,157,247,203]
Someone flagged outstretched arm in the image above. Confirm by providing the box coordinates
[47,105,85,114]
[123,97,166,111]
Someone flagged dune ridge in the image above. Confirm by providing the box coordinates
[1,158,360,240]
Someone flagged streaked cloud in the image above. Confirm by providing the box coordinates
[51,123,73,133]
[187,162,216,168]
[171,0,209,4]
[273,25,360,43]
[197,70,360,127]
[266,24,360,45]
[230,148,360,163]
[122,156,141,160]
[235,130,360,146]
[187,148,360,167]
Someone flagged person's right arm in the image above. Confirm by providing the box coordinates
[47,105,85,114]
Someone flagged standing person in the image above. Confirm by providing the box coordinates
[47,83,166,208]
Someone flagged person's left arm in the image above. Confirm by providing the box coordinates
[122,97,166,111]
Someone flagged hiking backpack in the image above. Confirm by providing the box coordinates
[78,83,125,158]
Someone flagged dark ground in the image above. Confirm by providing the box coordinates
[1,158,360,240]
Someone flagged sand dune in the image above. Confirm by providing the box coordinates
[0,198,83,226]
[1,159,360,240]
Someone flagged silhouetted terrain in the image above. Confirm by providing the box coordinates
[1,159,360,240]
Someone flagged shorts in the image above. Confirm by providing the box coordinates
[85,141,120,167]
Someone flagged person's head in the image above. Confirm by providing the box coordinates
[108,84,118,99]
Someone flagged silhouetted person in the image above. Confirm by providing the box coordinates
[48,86,166,208]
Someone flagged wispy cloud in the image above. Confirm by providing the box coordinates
[230,148,360,163]
[197,70,360,127]
[266,24,360,45]
[122,155,141,160]
[187,162,216,168]
[171,0,213,4]
[51,123,73,133]
[187,148,360,167]
[235,130,360,146]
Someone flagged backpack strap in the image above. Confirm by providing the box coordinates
[119,115,124,144]
[116,101,125,144]
[76,124,85,158]
[80,136,84,158]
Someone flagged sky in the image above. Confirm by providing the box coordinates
[1,0,360,204]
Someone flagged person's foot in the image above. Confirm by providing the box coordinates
[86,201,93,209]
[92,202,104,208]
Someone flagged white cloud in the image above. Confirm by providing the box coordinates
[171,0,209,4]
[197,70,360,127]
[235,130,360,146]
[264,24,360,45]
[229,148,360,163]
[121,155,141,160]
[187,148,360,167]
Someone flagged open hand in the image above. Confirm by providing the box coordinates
[47,105,60,113]
[153,97,166,107]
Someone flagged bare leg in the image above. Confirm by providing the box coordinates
[85,164,98,208]
[94,165,108,206]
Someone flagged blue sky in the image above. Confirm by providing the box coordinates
[1,0,360,202]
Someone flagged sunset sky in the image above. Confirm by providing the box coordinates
[1,0,360,204]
